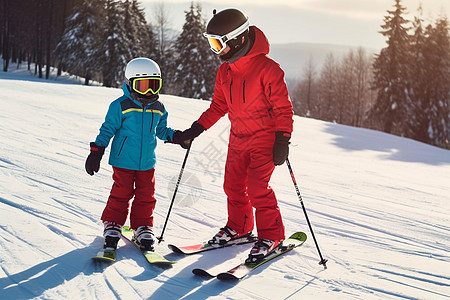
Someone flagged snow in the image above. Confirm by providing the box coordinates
[1,67,450,300]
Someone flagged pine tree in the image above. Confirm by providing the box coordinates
[408,5,429,143]
[122,0,155,59]
[101,0,157,88]
[423,16,450,148]
[55,0,105,85]
[173,2,220,100]
[101,0,131,87]
[370,0,411,135]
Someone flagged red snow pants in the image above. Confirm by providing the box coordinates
[224,132,285,241]
[101,167,156,229]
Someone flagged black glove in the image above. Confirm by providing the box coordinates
[170,131,190,149]
[171,121,205,149]
[273,131,291,166]
[85,142,105,175]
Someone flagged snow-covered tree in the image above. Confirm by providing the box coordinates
[370,0,411,135]
[173,2,220,100]
[101,0,131,87]
[407,5,429,142]
[423,16,450,148]
[55,0,105,85]
[122,0,156,59]
[56,0,154,88]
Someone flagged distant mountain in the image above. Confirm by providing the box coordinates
[140,2,378,82]
[140,2,379,83]
[269,42,378,81]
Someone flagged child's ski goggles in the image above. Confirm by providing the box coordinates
[131,77,162,95]
[203,20,250,54]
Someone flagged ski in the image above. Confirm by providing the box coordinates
[168,233,258,255]
[121,226,176,265]
[192,266,224,278]
[214,232,307,281]
[92,249,116,262]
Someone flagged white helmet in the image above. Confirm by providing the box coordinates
[125,58,162,96]
[125,57,161,79]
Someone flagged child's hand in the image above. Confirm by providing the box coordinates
[85,142,105,175]
[170,131,191,149]
[170,122,205,149]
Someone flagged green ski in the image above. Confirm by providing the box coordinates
[214,232,307,280]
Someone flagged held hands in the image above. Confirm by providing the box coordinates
[273,131,291,166]
[170,121,205,149]
[85,142,105,175]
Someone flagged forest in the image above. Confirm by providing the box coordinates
[1,0,449,149]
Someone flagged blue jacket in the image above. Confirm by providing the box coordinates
[95,83,175,171]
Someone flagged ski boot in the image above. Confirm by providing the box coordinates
[245,238,281,265]
[133,225,155,251]
[103,221,122,250]
[208,226,253,247]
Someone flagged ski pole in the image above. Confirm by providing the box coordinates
[286,157,328,268]
[157,142,192,243]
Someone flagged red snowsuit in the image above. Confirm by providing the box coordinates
[197,26,293,241]
[101,167,156,229]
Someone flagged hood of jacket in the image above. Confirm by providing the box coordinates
[196,24,293,137]
[226,26,269,70]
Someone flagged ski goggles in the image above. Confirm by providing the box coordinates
[131,77,162,95]
[203,20,250,54]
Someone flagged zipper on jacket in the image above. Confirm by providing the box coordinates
[118,136,127,157]
[229,80,233,104]
[267,83,274,117]
[149,110,154,133]
[139,105,145,170]
[243,80,246,103]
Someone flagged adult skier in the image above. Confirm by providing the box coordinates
[172,8,294,263]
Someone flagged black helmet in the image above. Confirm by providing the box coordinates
[206,8,248,36]
[204,8,250,57]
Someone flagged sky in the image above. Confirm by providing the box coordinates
[140,0,450,49]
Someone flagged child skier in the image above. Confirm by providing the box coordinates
[172,9,294,264]
[86,57,178,252]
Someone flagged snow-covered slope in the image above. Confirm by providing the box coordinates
[1,69,449,299]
